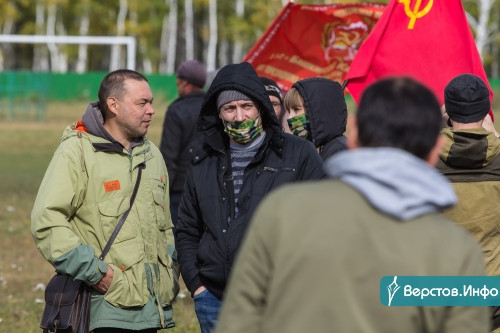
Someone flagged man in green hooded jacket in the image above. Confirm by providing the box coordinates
[31,69,179,332]
[437,73,500,331]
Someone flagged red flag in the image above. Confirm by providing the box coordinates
[243,2,385,93]
[345,0,493,112]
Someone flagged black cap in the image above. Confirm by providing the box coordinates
[444,74,490,123]
[260,76,283,102]
[176,60,207,88]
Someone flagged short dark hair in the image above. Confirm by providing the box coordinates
[356,77,441,160]
[98,69,148,112]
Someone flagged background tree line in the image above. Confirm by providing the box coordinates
[0,0,498,77]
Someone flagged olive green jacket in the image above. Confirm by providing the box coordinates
[216,180,488,333]
[437,127,500,276]
[31,118,179,330]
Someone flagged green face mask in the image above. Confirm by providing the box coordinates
[287,113,310,139]
[223,114,263,145]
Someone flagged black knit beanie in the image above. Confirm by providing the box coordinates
[260,76,283,102]
[444,74,490,123]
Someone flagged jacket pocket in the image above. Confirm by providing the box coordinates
[104,241,149,307]
[99,196,138,243]
[157,242,180,306]
[152,189,169,230]
[151,176,170,230]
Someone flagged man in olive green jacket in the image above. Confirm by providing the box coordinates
[436,73,500,331]
[216,77,489,333]
[31,70,179,332]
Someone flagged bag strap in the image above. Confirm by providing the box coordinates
[99,163,145,261]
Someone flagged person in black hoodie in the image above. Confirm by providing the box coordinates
[159,60,207,226]
[174,62,325,333]
[285,77,348,160]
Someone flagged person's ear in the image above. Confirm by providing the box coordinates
[347,115,359,150]
[106,97,119,116]
[426,134,445,166]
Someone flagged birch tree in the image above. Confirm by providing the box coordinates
[110,0,128,71]
[185,0,194,60]
[33,2,49,71]
[166,0,178,74]
[207,0,218,71]
[55,4,68,72]
[75,1,90,73]
[0,0,15,71]
[469,0,495,61]
[232,0,245,63]
[159,6,169,73]
[46,2,62,72]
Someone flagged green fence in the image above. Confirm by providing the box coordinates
[0,71,177,121]
[2,71,500,122]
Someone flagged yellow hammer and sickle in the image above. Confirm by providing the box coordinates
[397,0,433,29]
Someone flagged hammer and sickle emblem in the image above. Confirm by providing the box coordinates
[398,0,433,29]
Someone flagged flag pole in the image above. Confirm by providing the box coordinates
[341,79,349,91]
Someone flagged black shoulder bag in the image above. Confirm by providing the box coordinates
[40,163,145,333]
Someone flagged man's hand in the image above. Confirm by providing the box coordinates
[92,265,114,294]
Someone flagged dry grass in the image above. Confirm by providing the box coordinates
[0,101,199,333]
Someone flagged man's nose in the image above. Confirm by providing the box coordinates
[234,107,245,121]
[147,103,155,115]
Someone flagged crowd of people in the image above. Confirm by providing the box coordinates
[30,60,499,333]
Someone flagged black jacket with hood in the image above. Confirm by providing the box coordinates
[174,62,325,299]
[159,90,206,193]
[292,77,347,161]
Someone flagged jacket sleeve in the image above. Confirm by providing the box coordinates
[296,140,327,180]
[159,104,183,188]
[174,166,204,295]
[215,187,280,333]
[30,144,106,285]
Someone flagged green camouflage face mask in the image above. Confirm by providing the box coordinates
[287,113,310,139]
[223,114,263,145]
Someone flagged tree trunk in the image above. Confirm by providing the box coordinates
[207,0,217,71]
[476,0,494,61]
[0,1,15,71]
[56,8,68,73]
[110,0,128,71]
[166,0,178,74]
[33,3,49,71]
[76,3,90,73]
[185,0,194,60]
[232,0,245,63]
[219,40,229,66]
[46,3,61,72]
[159,6,169,73]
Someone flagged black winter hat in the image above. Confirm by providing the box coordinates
[176,60,207,88]
[260,76,283,102]
[444,74,490,123]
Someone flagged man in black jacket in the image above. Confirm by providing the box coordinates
[159,60,207,226]
[174,62,325,333]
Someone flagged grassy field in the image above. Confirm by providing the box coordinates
[0,101,200,333]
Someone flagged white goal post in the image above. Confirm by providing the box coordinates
[0,34,137,70]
